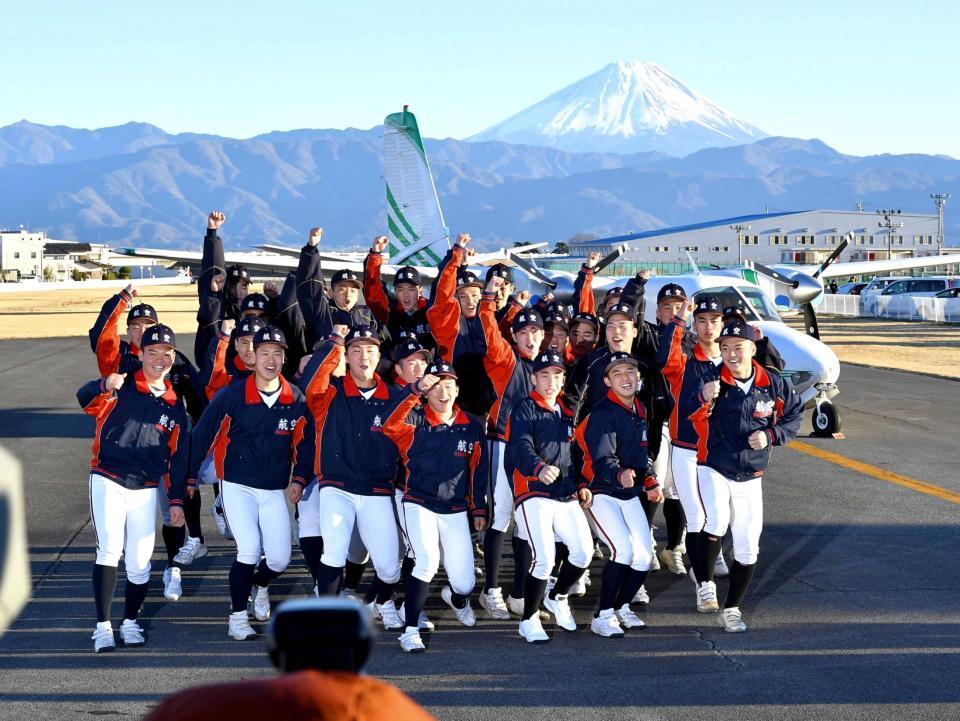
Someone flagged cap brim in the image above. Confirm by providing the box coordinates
[334,279,363,289]
[605,358,638,374]
[346,337,381,346]
[255,340,288,349]
[456,282,483,290]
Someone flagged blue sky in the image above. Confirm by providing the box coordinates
[2,1,958,157]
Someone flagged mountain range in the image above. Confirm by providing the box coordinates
[0,60,957,251]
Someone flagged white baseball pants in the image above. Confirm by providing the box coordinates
[586,494,653,571]
[88,474,156,584]
[671,445,707,531]
[316,486,401,584]
[515,497,593,580]
[299,480,370,563]
[652,424,679,500]
[402,503,476,595]
[220,480,292,573]
[697,466,763,565]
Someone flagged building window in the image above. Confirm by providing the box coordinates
[31,251,37,258]
[681,245,699,252]
[710,245,729,252]
[650,246,669,253]
[13,252,19,258]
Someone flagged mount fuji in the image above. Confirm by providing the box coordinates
[469,61,767,156]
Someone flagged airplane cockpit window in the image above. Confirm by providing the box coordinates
[693,286,780,322]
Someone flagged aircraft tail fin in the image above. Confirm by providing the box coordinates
[685,250,702,275]
[383,106,450,266]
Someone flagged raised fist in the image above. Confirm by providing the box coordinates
[679,299,695,321]
[332,324,350,338]
[298,354,312,375]
[456,233,472,248]
[417,373,441,394]
[220,318,236,336]
[123,283,138,298]
[211,273,226,293]
[486,276,505,294]
[371,235,389,253]
[104,373,126,392]
[516,290,531,305]
[587,252,602,268]
[208,211,226,230]
[263,281,279,299]
[308,227,323,247]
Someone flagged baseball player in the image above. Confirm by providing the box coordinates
[381,361,488,652]
[189,325,308,641]
[689,318,803,631]
[576,352,662,637]
[78,324,188,653]
[88,286,207,599]
[295,325,404,631]
[507,351,593,643]
[202,317,266,400]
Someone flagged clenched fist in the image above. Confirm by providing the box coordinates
[371,235,389,253]
[701,380,720,403]
[308,227,323,247]
[538,465,560,484]
[104,373,126,392]
[748,430,769,450]
[208,211,226,230]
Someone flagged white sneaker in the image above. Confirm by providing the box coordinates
[365,601,382,620]
[714,551,730,578]
[252,585,271,622]
[376,599,404,630]
[91,623,115,653]
[659,547,687,576]
[173,537,208,566]
[119,619,145,647]
[397,603,435,631]
[542,593,576,632]
[616,603,646,629]
[571,571,588,597]
[696,581,720,613]
[677,529,687,556]
[163,566,182,601]
[591,609,625,638]
[518,615,550,644]
[441,586,476,627]
[507,594,524,617]
[649,528,660,571]
[479,587,511,620]
[632,585,650,605]
[228,610,258,640]
[399,627,426,653]
[719,607,748,632]
[210,497,232,539]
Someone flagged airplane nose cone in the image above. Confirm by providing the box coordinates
[788,273,823,305]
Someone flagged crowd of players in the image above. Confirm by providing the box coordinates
[79,211,803,654]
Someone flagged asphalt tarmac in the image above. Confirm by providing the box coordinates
[1,336,958,720]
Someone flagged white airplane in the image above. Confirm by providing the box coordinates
[118,106,960,437]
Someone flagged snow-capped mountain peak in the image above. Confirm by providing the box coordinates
[469,61,766,156]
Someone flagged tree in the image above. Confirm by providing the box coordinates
[42,266,55,282]
[118,266,132,280]
[552,242,570,254]
[71,269,84,281]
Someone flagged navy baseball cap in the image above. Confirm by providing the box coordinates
[532,351,566,373]
[723,302,749,322]
[425,359,457,379]
[568,311,599,329]
[604,287,623,301]
[240,293,269,314]
[140,323,176,350]
[345,325,380,346]
[236,317,266,337]
[718,319,757,343]
[604,351,638,375]
[253,325,288,349]
[127,303,158,326]
[393,337,431,363]
[331,268,362,289]
[511,308,544,333]
[227,265,250,282]
[393,266,421,288]
[456,268,483,290]
[693,295,723,316]
[657,284,688,303]
[543,307,569,329]
[604,302,637,323]
[485,263,514,285]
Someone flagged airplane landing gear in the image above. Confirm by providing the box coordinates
[812,400,841,437]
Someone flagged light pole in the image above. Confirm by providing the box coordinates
[876,209,903,260]
[930,193,949,254]
[731,223,751,265]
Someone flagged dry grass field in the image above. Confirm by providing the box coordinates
[0,283,956,378]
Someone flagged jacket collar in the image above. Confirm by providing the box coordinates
[233,354,250,374]
[530,390,572,417]
[244,373,295,405]
[134,370,177,405]
[344,372,390,400]
[424,403,468,428]
[605,389,646,417]
[692,342,716,362]
[719,360,770,388]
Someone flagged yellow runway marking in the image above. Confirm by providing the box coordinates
[788,440,960,506]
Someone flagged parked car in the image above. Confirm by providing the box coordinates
[864,277,960,317]
[859,276,907,298]
[836,282,868,295]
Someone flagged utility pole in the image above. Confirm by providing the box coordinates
[731,224,751,265]
[876,209,903,259]
[930,193,950,254]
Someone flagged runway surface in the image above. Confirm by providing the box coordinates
[1,335,958,720]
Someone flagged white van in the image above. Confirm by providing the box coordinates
[864,276,960,317]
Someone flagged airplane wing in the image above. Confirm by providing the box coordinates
[115,247,299,276]
[796,254,960,279]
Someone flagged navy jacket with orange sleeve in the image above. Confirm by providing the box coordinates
[296,244,378,341]
[297,337,402,496]
[479,290,536,440]
[690,361,803,482]
[381,385,488,517]
[504,392,578,506]
[571,263,596,316]
[188,374,307,491]
[89,289,205,421]
[575,392,658,501]
[77,371,188,504]
[362,250,435,353]
[657,317,723,450]
[202,331,253,400]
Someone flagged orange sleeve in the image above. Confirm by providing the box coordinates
[425,245,464,362]
[479,292,515,373]
[205,334,231,401]
[362,251,391,325]
[94,290,130,376]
